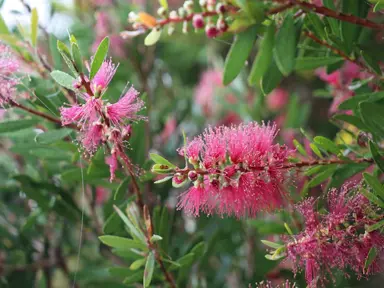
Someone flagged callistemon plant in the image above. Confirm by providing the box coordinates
[152,122,294,217]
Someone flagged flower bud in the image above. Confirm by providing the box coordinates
[188,170,198,182]
[192,14,205,29]
[169,10,178,20]
[217,17,228,32]
[205,24,219,38]
[182,21,189,34]
[157,7,167,18]
[128,11,138,23]
[216,3,226,14]
[178,7,186,18]
[199,0,207,9]
[183,0,194,13]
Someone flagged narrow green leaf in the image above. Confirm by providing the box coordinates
[170,253,195,270]
[295,57,343,71]
[0,14,9,35]
[304,165,333,177]
[99,235,147,250]
[0,119,39,133]
[143,252,155,287]
[130,258,146,270]
[313,136,340,155]
[71,42,83,73]
[113,205,146,243]
[361,50,382,75]
[154,175,173,184]
[90,37,110,79]
[223,25,258,85]
[360,188,384,208]
[144,28,162,46]
[114,178,129,201]
[305,13,325,39]
[333,114,368,131]
[360,102,384,139]
[123,270,144,284]
[190,242,206,259]
[30,8,38,47]
[310,143,323,159]
[149,153,176,168]
[274,14,296,76]
[293,139,307,156]
[367,220,384,232]
[369,141,384,173]
[363,173,384,200]
[341,0,361,54]
[328,163,369,188]
[35,128,72,144]
[248,23,275,86]
[261,240,284,249]
[284,223,293,235]
[307,165,337,188]
[339,92,384,110]
[261,58,283,95]
[159,0,168,9]
[364,247,378,271]
[50,70,76,90]
[57,40,77,75]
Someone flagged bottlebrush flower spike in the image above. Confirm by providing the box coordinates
[91,58,118,94]
[106,86,146,126]
[175,122,293,218]
[0,44,20,106]
[283,184,384,287]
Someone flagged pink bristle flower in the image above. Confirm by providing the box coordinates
[176,122,293,218]
[91,58,118,94]
[106,151,118,182]
[81,122,105,154]
[284,184,384,287]
[106,86,145,125]
[0,44,20,105]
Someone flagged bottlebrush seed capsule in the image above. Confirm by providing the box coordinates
[216,3,226,14]
[192,14,205,29]
[188,170,198,182]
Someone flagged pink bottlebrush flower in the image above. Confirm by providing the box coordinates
[176,122,293,218]
[284,184,384,287]
[194,69,222,116]
[0,44,20,105]
[106,86,145,125]
[60,96,103,126]
[91,59,118,94]
[81,122,105,154]
[266,88,289,112]
[106,150,118,182]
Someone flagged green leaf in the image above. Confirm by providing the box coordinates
[159,0,168,9]
[261,240,284,249]
[0,119,39,133]
[130,258,146,270]
[50,70,76,90]
[143,252,155,287]
[367,219,384,232]
[361,50,382,75]
[333,114,368,131]
[144,28,162,46]
[114,177,129,201]
[328,163,369,188]
[99,235,147,250]
[261,58,283,95]
[284,223,293,235]
[339,92,384,110]
[90,37,110,79]
[293,139,307,156]
[49,35,62,70]
[305,13,325,39]
[0,15,9,35]
[307,165,337,188]
[295,57,343,71]
[190,242,206,259]
[154,175,173,184]
[71,41,83,73]
[274,14,296,76]
[369,141,384,173]
[248,23,275,86]
[170,253,195,270]
[30,8,38,47]
[305,165,334,176]
[159,207,170,253]
[360,102,384,139]
[310,143,323,159]
[57,40,77,75]
[149,153,176,168]
[35,128,72,144]
[150,234,163,243]
[364,247,378,271]
[123,271,144,284]
[363,173,384,200]
[313,136,340,155]
[223,25,258,85]
[113,205,146,243]
[360,188,384,208]
[341,0,361,54]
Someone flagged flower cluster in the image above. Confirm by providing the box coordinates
[0,44,20,106]
[284,184,384,287]
[128,0,231,38]
[175,122,293,218]
[60,59,145,181]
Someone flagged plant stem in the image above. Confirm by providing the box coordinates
[7,99,79,130]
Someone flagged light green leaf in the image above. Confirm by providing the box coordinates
[71,41,83,73]
[113,205,146,243]
[35,129,72,144]
[143,252,155,287]
[223,25,258,85]
[0,14,9,35]
[99,235,147,250]
[261,240,284,249]
[57,40,77,75]
[154,175,173,184]
[284,223,293,235]
[274,14,296,76]
[364,247,378,272]
[190,242,206,259]
[31,8,38,47]
[293,139,307,156]
[313,136,340,155]
[248,23,275,86]
[170,253,195,270]
[0,119,39,134]
[159,0,168,9]
[114,177,130,201]
[149,153,176,168]
[144,28,162,46]
[367,219,384,232]
[90,37,110,79]
[50,70,76,90]
[360,188,384,208]
[310,143,323,159]
[369,141,384,173]
[307,165,337,188]
[130,258,146,270]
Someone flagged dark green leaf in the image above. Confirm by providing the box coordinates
[261,58,283,95]
[143,252,155,287]
[341,0,361,54]
[360,188,384,208]
[360,102,384,139]
[339,92,384,110]
[248,23,275,86]
[274,14,296,76]
[223,25,258,85]
[333,114,368,131]
[364,247,378,271]
[99,235,147,250]
[361,50,382,75]
[90,37,110,79]
[307,165,337,188]
[35,128,72,144]
[369,141,384,173]
[0,119,39,133]
[114,177,129,201]
[170,253,195,270]
[328,163,369,188]
[190,242,206,259]
[295,57,343,71]
[363,173,384,200]
[71,41,83,73]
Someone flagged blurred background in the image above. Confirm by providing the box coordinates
[0,0,383,287]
